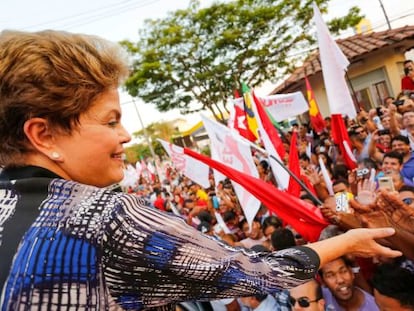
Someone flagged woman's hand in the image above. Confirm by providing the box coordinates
[307,227,402,267]
[342,228,402,259]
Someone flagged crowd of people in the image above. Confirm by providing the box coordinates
[121,62,414,310]
[0,29,412,310]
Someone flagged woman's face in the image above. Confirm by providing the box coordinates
[54,88,131,187]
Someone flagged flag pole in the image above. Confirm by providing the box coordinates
[237,135,323,205]
[345,71,361,113]
[267,153,323,206]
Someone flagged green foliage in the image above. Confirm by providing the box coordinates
[200,144,211,157]
[125,140,166,164]
[328,6,362,34]
[132,120,179,141]
[122,0,363,121]
[125,120,175,163]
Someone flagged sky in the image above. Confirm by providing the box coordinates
[1,0,413,136]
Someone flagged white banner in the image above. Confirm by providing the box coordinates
[313,2,356,118]
[158,139,210,189]
[201,115,261,228]
[258,92,309,122]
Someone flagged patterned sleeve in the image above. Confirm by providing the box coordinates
[101,192,320,309]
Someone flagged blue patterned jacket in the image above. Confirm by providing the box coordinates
[0,166,319,310]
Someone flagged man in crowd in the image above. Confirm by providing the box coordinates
[236,218,266,249]
[372,263,414,311]
[349,125,371,161]
[401,60,414,91]
[289,279,325,311]
[319,257,379,310]
[390,135,414,183]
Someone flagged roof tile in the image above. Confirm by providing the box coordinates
[271,25,414,94]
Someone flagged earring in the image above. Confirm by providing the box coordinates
[51,152,60,160]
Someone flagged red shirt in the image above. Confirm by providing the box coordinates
[401,76,414,91]
[153,197,165,211]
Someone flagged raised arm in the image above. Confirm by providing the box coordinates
[103,192,401,309]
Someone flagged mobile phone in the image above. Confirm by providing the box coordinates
[393,100,405,107]
[378,129,390,136]
[376,107,383,117]
[335,192,349,213]
[378,176,395,191]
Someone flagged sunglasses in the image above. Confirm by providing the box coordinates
[289,296,319,308]
[402,197,414,205]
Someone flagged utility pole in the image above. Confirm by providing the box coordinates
[131,97,157,163]
[378,0,392,30]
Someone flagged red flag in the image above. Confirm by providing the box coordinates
[287,131,301,197]
[252,91,286,159]
[305,77,326,134]
[183,147,328,242]
[330,114,357,170]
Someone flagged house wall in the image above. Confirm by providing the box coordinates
[303,47,407,118]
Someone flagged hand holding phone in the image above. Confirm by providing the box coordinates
[335,192,350,213]
[378,176,395,191]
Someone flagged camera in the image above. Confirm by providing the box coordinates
[393,99,405,106]
[356,168,369,177]
[378,129,390,136]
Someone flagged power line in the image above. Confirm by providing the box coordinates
[21,0,135,29]
[62,0,162,30]
[20,0,161,31]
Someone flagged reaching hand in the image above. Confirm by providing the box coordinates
[335,212,362,230]
[344,228,402,259]
[377,190,414,234]
[304,166,321,185]
[360,210,393,229]
[349,198,376,214]
[355,178,377,205]
[320,197,337,223]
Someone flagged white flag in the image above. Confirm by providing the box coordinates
[313,2,357,119]
[201,114,261,228]
[258,92,309,122]
[158,139,210,189]
[318,156,334,195]
[119,163,138,188]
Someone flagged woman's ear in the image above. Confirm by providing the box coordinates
[23,117,63,162]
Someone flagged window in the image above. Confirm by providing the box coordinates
[374,81,390,106]
[355,88,372,111]
[350,67,392,109]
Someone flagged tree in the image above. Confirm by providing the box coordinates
[124,120,178,163]
[122,0,362,121]
[132,120,179,142]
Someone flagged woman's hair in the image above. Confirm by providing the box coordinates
[0,30,129,166]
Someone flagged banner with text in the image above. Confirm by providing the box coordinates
[258,91,309,122]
